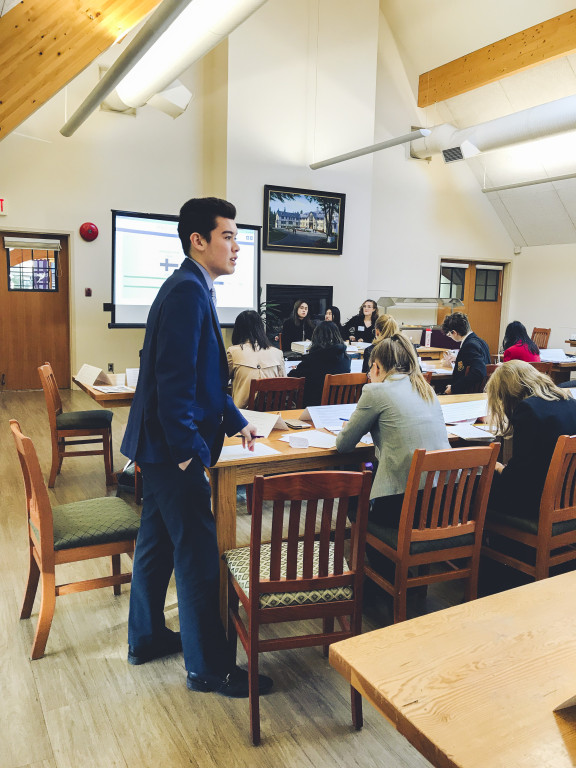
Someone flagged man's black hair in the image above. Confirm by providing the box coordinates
[441,311,470,337]
[178,197,236,256]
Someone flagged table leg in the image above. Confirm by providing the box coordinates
[210,465,238,622]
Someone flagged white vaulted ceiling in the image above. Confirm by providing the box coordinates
[381,0,576,246]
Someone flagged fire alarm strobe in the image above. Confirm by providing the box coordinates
[79,222,99,241]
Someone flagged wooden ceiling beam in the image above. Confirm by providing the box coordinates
[0,0,160,140]
[418,8,576,107]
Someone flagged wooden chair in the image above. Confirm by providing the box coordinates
[464,365,488,393]
[485,363,499,382]
[38,362,114,487]
[531,327,551,349]
[320,373,368,405]
[482,434,576,581]
[9,419,140,659]
[530,361,553,375]
[223,470,372,745]
[363,444,499,623]
[422,371,433,384]
[247,376,305,411]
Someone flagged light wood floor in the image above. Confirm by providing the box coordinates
[1,387,510,768]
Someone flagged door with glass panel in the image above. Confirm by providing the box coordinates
[437,261,504,355]
[0,232,70,390]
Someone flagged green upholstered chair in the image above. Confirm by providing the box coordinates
[223,469,372,746]
[10,419,140,660]
[482,434,576,581]
[38,362,114,487]
[364,444,499,623]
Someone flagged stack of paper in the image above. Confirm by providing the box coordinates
[291,340,312,354]
[441,400,487,424]
[540,349,574,363]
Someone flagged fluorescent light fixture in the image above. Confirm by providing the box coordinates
[310,129,431,170]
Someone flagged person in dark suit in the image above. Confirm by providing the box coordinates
[441,312,490,394]
[121,197,272,698]
[288,321,350,405]
[486,360,576,520]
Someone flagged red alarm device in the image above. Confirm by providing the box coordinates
[79,222,98,241]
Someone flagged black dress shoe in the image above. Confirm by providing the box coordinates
[186,665,273,698]
[128,630,182,665]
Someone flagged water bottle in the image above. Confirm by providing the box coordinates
[425,327,432,348]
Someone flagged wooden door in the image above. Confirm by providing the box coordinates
[437,261,504,355]
[0,232,70,390]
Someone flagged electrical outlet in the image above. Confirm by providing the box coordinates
[108,363,114,373]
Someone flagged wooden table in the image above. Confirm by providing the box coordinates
[330,570,576,768]
[210,409,375,616]
[72,377,135,408]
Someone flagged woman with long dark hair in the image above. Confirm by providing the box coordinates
[280,299,315,352]
[227,310,285,408]
[345,299,379,343]
[502,321,540,362]
[288,321,350,406]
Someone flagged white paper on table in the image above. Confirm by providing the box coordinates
[447,423,495,441]
[441,400,487,424]
[239,409,288,437]
[350,359,364,373]
[93,385,135,393]
[217,443,281,462]
[301,403,357,429]
[540,349,573,363]
[284,360,300,373]
[280,430,337,449]
[126,368,139,388]
[75,363,104,386]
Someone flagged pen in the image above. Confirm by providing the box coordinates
[339,418,349,422]
[234,434,265,438]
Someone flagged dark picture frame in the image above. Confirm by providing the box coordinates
[263,184,345,255]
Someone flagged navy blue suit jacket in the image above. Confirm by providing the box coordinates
[451,332,490,394]
[121,258,247,468]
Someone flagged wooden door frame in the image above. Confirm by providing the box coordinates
[435,255,512,352]
[0,227,73,389]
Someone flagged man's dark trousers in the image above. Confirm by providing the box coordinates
[128,459,231,679]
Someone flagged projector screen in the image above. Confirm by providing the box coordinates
[109,210,261,328]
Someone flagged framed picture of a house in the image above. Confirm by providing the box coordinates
[263,184,345,255]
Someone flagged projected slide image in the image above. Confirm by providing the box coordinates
[111,210,260,327]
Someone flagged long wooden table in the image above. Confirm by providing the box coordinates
[330,570,576,768]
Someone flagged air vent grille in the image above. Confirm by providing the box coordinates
[442,147,464,163]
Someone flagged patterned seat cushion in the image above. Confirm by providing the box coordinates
[56,410,113,430]
[223,540,353,609]
[31,497,140,551]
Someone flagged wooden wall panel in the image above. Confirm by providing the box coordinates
[0,0,160,140]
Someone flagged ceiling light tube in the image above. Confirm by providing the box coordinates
[60,0,193,137]
[482,171,576,193]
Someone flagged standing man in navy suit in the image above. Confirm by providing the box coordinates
[121,197,273,698]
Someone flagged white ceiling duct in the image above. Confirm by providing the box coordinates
[61,0,268,136]
[411,94,576,163]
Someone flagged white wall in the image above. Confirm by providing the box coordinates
[366,11,514,309]
[226,0,380,323]
[507,244,576,349]
[0,44,203,378]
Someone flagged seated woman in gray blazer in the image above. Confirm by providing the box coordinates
[336,334,450,529]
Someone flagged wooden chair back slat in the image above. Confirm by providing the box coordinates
[440,469,458,528]
[320,373,368,406]
[332,497,349,575]
[318,497,335,576]
[38,362,63,422]
[531,327,551,349]
[248,377,305,412]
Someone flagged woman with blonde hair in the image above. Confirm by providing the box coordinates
[337,334,449,528]
[361,313,400,373]
[486,360,576,521]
